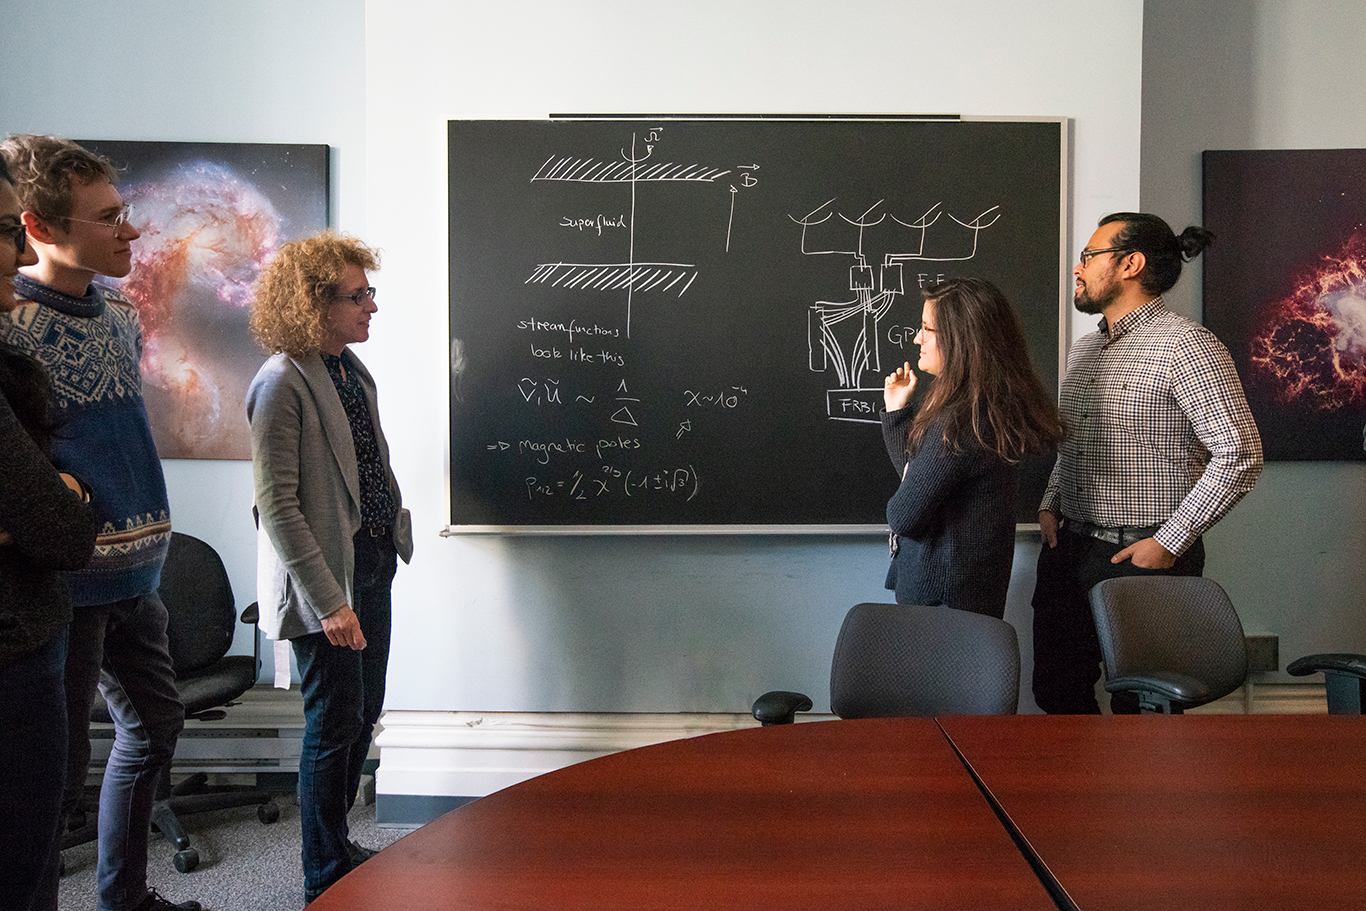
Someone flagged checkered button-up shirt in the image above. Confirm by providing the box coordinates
[1040,297,1263,555]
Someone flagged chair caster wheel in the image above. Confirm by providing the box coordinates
[173,848,199,873]
[259,801,280,824]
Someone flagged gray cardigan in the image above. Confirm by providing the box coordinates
[247,350,411,641]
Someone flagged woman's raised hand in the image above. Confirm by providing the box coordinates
[883,361,917,411]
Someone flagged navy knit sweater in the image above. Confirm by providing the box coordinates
[882,406,1017,618]
[2,276,170,606]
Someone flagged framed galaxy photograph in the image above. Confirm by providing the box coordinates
[76,140,329,460]
[1204,148,1366,461]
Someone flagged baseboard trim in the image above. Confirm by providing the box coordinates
[376,793,478,827]
[372,683,1336,826]
[372,711,768,825]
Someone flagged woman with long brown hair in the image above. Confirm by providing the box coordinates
[882,277,1062,618]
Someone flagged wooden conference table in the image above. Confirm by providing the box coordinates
[312,715,1366,911]
[940,714,1366,911]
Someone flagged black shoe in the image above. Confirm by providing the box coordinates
[134,889,202,911]
[348,839,379,865]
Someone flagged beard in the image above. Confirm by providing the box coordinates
[1074,274,1121,314]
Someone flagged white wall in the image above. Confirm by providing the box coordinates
[4,0,1146,714]
[362,0,1144,713]
[0,0,368,680]
[1142,0,1366,670]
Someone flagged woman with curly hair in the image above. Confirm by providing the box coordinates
[881,277,1063,619]
[246,231,412,904]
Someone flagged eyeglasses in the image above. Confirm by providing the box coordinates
[64,204,135,236]
[1078,245,1133,266]
[336,286,377,306]
[0,222,25,255]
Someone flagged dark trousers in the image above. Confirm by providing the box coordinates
[1032,528,1205,714]
[0,629,67,911]
[54,594,185,911]
[292,531,396,902]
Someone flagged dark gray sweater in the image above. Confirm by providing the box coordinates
[0,349,97,666]
[882,406,1017,619]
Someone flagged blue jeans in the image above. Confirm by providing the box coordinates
[61,593,185,911]
[0,629,67,911]
[292,531,396,902]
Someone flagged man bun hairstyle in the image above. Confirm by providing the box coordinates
[1098,212,1215,296]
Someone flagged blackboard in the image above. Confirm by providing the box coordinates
[447,117,1064,531]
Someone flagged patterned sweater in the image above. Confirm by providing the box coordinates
[1,275,170,606]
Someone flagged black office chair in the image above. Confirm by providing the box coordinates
[752,602,1021,724]
[72,531,279,873]
[1089,576,1248,714]
[1287,653,1366,715]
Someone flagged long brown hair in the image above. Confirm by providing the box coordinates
[906,277,1063,462]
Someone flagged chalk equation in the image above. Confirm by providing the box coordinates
[792,198,1001,423]
[523,465,701,502]
[525,127,752,337]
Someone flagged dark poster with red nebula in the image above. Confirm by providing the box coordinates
[1204,148,1366,461]
[76,140,329,460]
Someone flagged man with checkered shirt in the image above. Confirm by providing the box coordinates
[1032,212,1263,715]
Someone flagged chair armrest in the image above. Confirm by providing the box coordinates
[1104,672,1212,705]
[240,602,259,625]
[1287,653,1366,680]
[751,691,813,725]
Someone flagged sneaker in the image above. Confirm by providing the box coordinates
[348,839,379,865]
[134,889,202,911]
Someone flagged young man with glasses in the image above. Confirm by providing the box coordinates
[0,135,198,911]
[1031,212,1263,714]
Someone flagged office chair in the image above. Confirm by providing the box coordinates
[72,531,279,874]
[752,602,1021,724]
[1287,653,1366,715]
[1088,576,1248,714]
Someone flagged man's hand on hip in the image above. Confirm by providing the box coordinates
[1038,510,1059,548]
[1112,536,1177,569]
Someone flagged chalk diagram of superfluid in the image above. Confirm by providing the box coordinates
[792,199,1000,423]
[524,128,737,338]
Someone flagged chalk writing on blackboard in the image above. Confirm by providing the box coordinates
[523,128,742,337]
[448,117,1064,528]
[793,199,1002,423]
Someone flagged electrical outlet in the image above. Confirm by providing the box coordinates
[1245,635,1279,674]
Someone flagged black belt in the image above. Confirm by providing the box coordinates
[361,525,391,538]
[1062,518,1161,547]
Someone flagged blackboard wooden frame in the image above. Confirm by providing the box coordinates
[445,115,1068,535]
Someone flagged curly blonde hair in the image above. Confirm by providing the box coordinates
[249,231,380,357]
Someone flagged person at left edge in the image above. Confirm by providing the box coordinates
[246,231,412,905]
[881,277,1064,618]
[0,134,197,911]
[0,146,98,911]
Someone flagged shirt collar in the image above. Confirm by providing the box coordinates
[1098,295,1165,341]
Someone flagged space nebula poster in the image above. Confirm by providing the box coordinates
[77,140,329,460]
[1204,148,1366,461]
